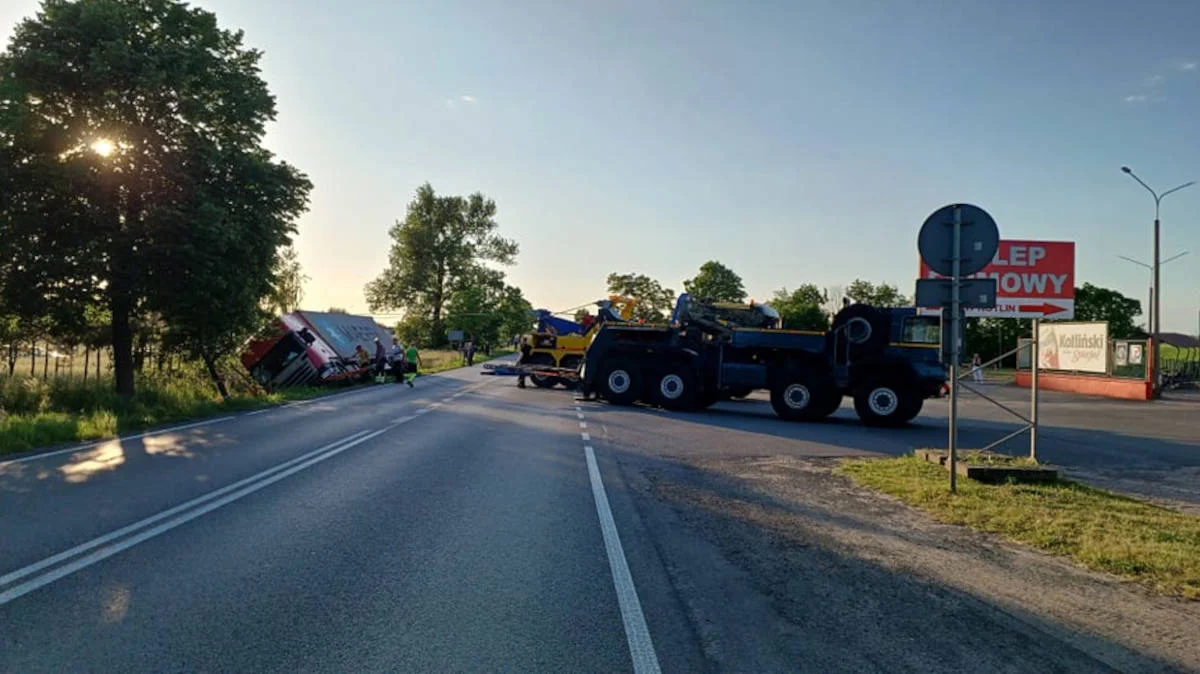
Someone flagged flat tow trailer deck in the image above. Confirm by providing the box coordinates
[481,362,581,381]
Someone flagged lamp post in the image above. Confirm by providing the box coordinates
[1117,252,1190,332]
[1120,166,1195,398]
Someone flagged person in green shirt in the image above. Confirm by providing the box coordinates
[404,344,420,387]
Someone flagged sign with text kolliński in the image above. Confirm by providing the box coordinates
[1037,321,1107,374]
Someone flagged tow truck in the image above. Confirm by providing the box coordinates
[579,294,946,426]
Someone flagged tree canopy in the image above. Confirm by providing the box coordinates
[444,266,533,347]
[0,0,310,396]
[683,261,746,303]
[365,183,518,345]
[846,279,909,307]
[606,273,676,322]
[1072,282,1142,339]
[769,285,829,331]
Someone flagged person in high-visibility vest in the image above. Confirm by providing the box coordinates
[404,343,420,388]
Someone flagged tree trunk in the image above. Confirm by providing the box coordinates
[30,341,36,376]
[111,292,136,397]
[83,348,90,382]
[42,341,49,379]
[202,351,230,400]
[96,348,102,379]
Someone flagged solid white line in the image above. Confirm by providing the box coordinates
[581,433,591,442]
[0,427,390,606]
[0,429,373,591]
[430,402,443,409]
[414,408,430,415]
[0,415,238,467]
[247,409,270,416]
[584,445,661,674]
[392,415,417,424]
[442,397,455,404]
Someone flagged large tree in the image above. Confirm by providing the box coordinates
[606,272,676,322]
[683,261,746,303]
[0,0,310,396]
[444,266,532,347]
[365,183,518,344]
[1072,282,1142,339]
[266,244,308,315]
[846,279,909,307]
[769,285,829,331]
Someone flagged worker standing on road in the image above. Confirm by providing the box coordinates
[373,337,388,383]
[971,353,984,383]
[390,337,406,383]
[404,343,420,388]
[516,336,532,389]
[466,337,476,367]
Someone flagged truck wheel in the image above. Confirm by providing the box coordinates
[853,378,917,427]
[813,392,844,419]
[525,353,558,388]
[899,395,924,423]
[769,369,831,421]
[653,365,699,411]
[559,355,582,390]
[599,358,642,406]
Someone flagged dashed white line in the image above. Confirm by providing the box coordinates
[581,433,591,442]
[430,402,443,409]
[577,412,585,420]
[579,421,588,429]
[414,408,431,415]
[584,444,661,674]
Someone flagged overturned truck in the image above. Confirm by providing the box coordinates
[242,311,393,389]
[580,295,946,426]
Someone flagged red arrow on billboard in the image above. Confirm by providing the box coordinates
[1018,303,1068,316]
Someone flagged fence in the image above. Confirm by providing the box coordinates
[1162,346,1200,390]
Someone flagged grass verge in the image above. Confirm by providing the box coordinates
[839,456,1200,599]
[419,348,515,375]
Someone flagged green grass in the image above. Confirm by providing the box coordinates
[839,456,1200,599]
[418,348,515,375]
[0,371,338,457]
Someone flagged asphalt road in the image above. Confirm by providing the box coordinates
[1,364,1195,672]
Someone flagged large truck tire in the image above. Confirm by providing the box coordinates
[598,358,642,406]
[652,363,700,411]
[812,392,844,419]
[525,353,559,388]
[853,377,919,427]
[769,368,834,421]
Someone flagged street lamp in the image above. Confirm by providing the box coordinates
[1120,166,1196,398]
[1117,252,1190,332]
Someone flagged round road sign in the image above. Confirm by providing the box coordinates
[918,204,1000,277]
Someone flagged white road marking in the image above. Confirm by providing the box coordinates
[579,421,588,429]
[442,397,454,404]
[414,408,431,415]
[0,415,238,467]
[577,412,585,420]
[392,414,418,424]
[584,444,661,674]
[430,402,443,409]
[0,429,377,598]
[581,433,591,442]
[247,409,270,416]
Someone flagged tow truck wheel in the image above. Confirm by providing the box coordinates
[525,353,558,388]
[769,369,830,421]
[598,358,642,406]
[559,355,582,391]
[854,378,917,427]
[653,365,699,411]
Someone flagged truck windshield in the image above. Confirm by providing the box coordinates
[901,316,941,345]
[250,333,306,384]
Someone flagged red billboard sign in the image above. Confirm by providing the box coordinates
[919,240,1075,319]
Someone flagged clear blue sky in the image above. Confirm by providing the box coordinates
[4,0,1199,332]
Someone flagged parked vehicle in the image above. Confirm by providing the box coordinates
[580,294,946,426]
[516,296,637,389]
[242,311,393,389]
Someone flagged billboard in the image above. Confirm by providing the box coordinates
[919,240,1075,319]
[1038,322,1108,374]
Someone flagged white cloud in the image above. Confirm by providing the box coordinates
[1146,74,1166,85]
[1124,94,1147,103]
[1181,61,1198,71]
[459,95,477,104]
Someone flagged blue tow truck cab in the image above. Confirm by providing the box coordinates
[580,295,947,427]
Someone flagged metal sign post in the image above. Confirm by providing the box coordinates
[1030,319,1039,461]
[916,204,1000,494]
